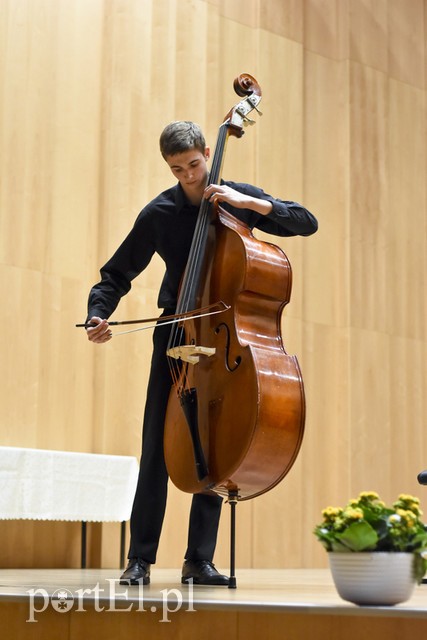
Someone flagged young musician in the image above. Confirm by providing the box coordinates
[85,121,318,585]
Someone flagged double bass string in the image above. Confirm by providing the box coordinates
[168,198,212,391]
[166,193,207,389]
[166,124,228,392]
[166,199,207,387]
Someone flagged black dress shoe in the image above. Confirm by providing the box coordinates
[119,558,151,585]
[181,560,229,586]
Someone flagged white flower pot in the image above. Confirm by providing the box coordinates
[328,552,416,606]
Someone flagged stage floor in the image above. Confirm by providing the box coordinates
[0,568,426,638]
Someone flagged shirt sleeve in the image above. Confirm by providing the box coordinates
[224,181,318,237]
[87,210,155,320]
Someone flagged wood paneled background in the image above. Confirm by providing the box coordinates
[0,0,426,571]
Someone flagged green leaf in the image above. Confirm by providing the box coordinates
[330,540,353,552]
[413,553,427,584]
[336,521,379,551]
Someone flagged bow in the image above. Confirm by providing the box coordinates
[75,301,230,336]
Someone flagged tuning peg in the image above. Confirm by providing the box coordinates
[243,116,256,126]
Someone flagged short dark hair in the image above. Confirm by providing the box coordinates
[159,121,206,159]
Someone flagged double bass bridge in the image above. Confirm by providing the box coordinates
[166,344,215,364]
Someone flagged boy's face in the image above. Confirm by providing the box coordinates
[166,147,210,204]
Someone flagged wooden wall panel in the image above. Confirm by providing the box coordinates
[388,0,425,88]
[299,323,352,567]
[259,0,304,41]
[349,62,389,332]
[0,0,426,573]
[349,0,388,74]
[389,336,427,495]
[0,0,58,272]
[302,51,350,328]
[1,266,43,445]
[304,0,349,60]
[388,79,426,340]
[349,328,392,493]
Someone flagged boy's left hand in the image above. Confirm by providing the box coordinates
[204,183,272,216]
[204,184,249,209]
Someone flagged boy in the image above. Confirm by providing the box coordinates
[86,121,318,585]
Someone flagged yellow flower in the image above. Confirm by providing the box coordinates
[358,491,380,501]
[396,494,422,517]
[395,508,417,528]
[321,506,342,521]
[343,507,364,521]
[399,494,419,505]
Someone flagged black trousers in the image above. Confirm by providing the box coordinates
[128,310,223,564]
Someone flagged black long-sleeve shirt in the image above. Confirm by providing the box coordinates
[87,180,318,319]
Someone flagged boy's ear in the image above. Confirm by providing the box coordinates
[205,146,210,160]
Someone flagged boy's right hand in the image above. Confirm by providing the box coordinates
[86,317,112,344]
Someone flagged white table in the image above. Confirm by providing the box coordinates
[0,446,139,567]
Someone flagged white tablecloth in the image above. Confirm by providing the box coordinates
[0,446,139,522]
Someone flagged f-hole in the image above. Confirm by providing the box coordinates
[215,323,242,372]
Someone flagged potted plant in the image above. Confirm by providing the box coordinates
[314,492,427,605]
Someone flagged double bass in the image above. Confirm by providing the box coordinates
[163,74,305,508]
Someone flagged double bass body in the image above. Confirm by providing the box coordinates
[164,202,305,500]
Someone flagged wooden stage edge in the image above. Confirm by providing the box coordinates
[0,568,426,639]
